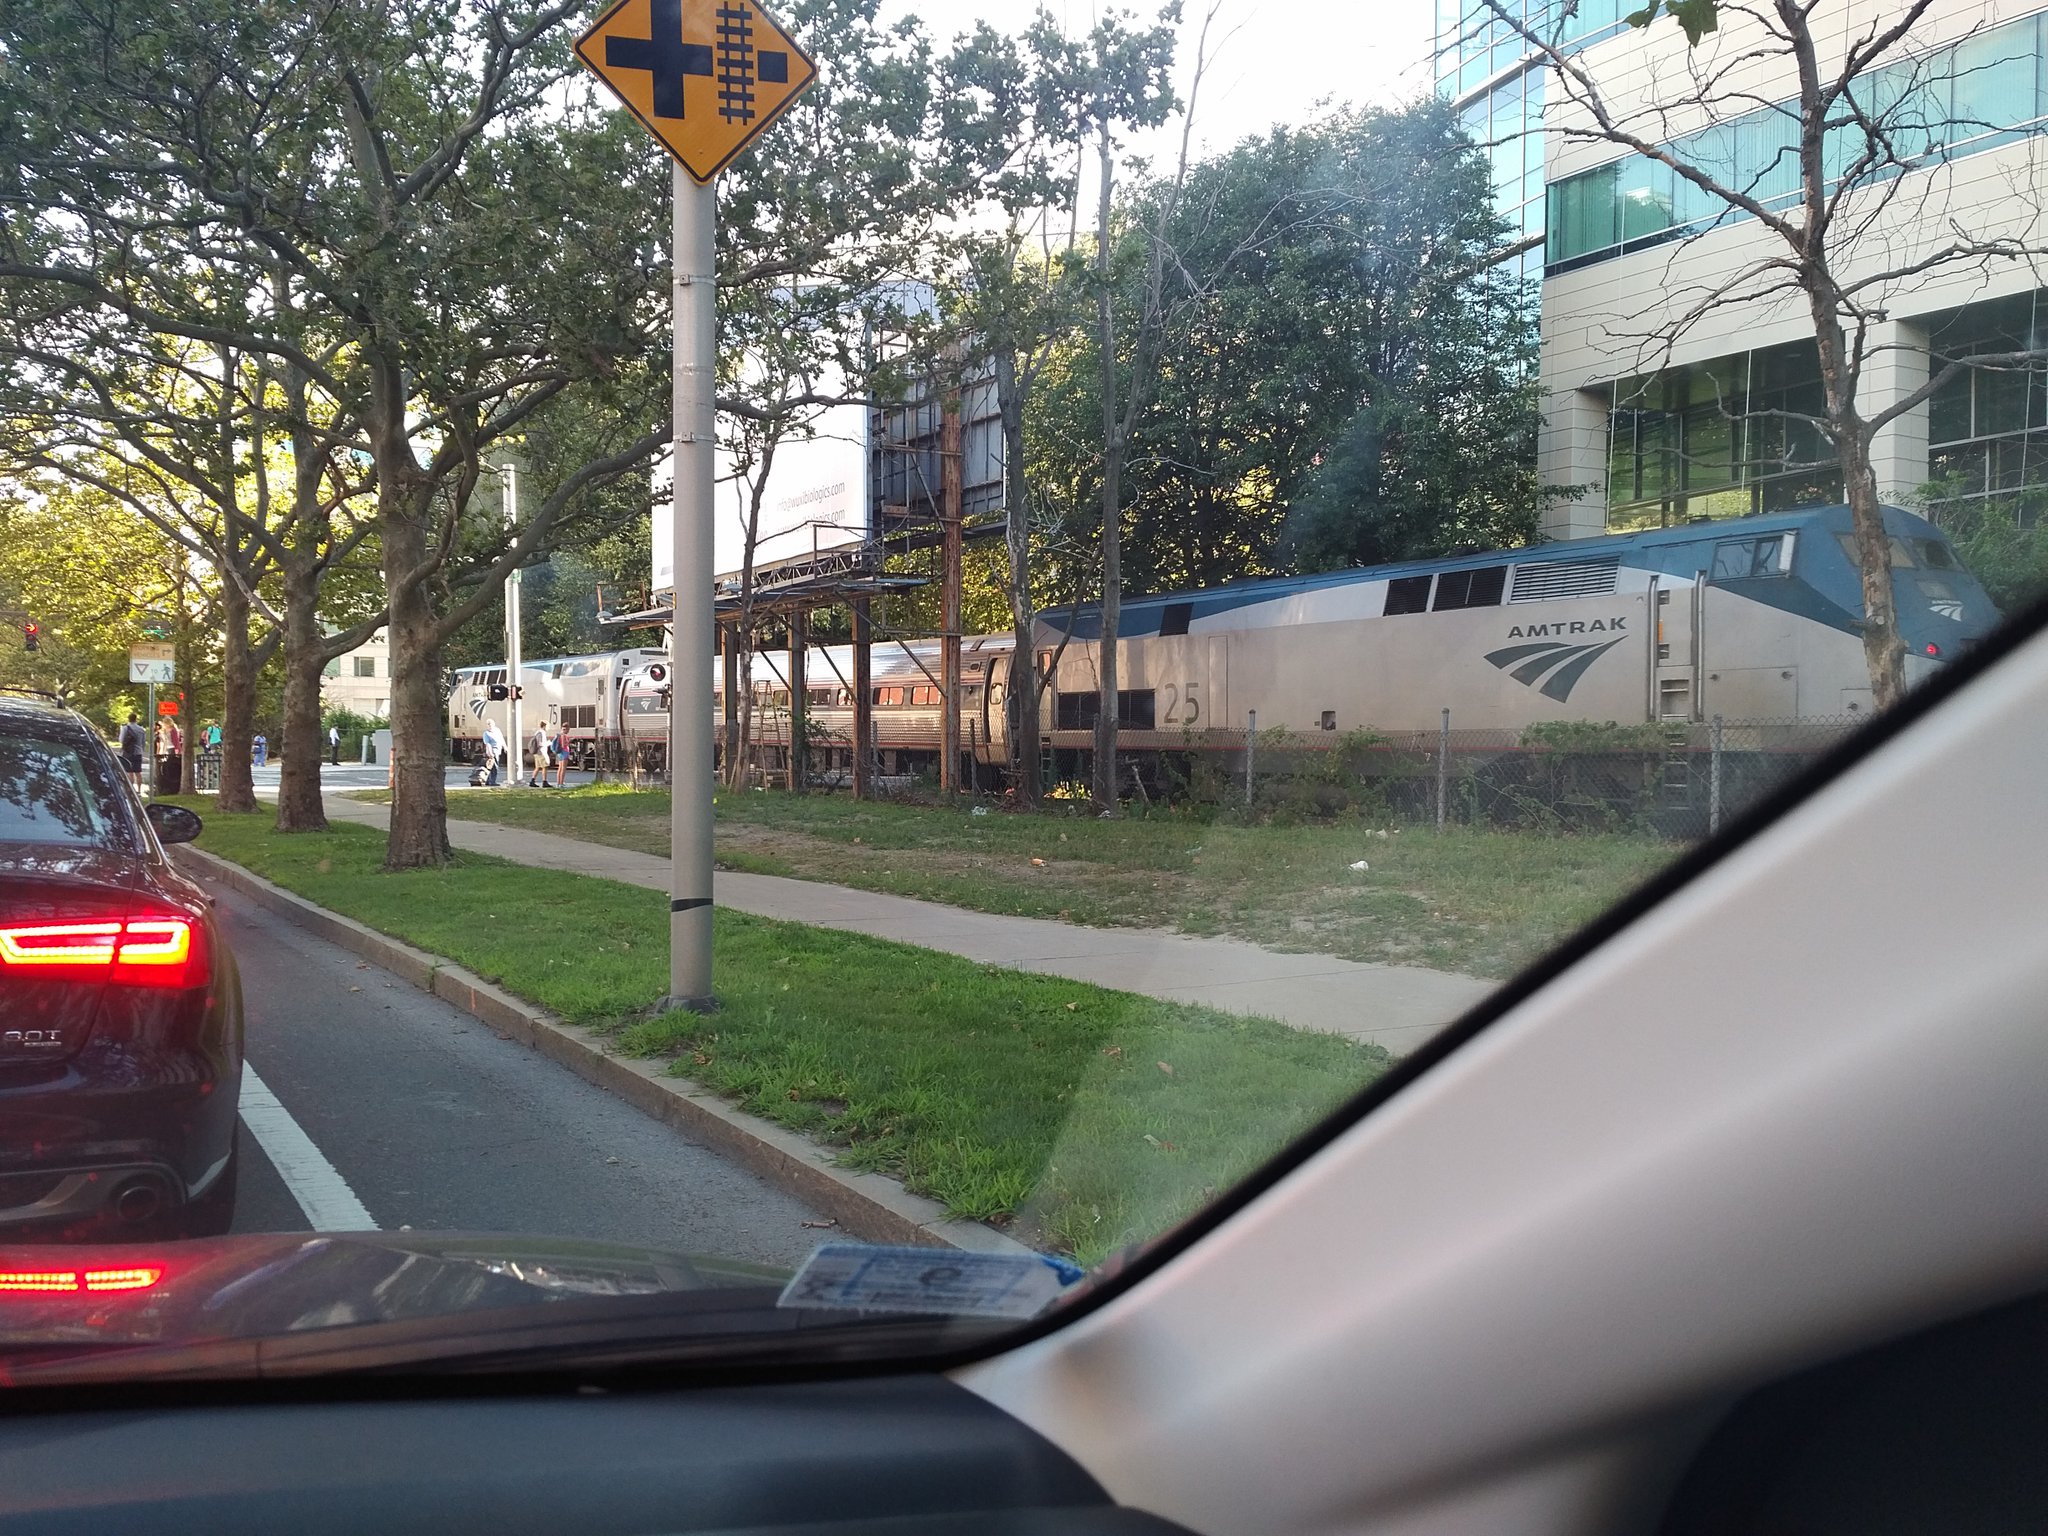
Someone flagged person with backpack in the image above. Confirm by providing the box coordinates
[552,726,570,788]
[527,722,551,788]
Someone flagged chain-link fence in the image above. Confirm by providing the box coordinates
[1197,714,1865,841]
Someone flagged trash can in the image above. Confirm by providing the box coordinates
[192,748,222,793]
[155,754,183,795]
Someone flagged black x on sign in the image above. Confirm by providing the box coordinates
[576,0,817,182]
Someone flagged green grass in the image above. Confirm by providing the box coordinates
[384,783,1674,980]
[175,800,1388,1262]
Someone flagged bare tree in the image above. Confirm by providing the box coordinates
[1487,0,2048,706]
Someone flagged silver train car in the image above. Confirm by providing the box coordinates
[540,505,2005,781]
[447,648,668,768]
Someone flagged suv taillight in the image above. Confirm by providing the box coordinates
[0,913,207,988]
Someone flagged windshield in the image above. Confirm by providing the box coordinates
[2,0,2045,1383]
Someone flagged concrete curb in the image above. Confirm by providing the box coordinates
[178,847,1031,1256]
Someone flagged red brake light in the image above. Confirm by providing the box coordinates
[0,914,205,987]
[0,1267,164,1295]
[1925,642,1941,657]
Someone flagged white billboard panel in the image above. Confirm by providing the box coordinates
[651,391,871,596]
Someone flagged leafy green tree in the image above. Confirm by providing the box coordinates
[1033,100,1547,590]
[937,4,1179,804]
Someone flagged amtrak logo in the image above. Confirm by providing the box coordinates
[1485,637,1627,702]
[468,697,487,719]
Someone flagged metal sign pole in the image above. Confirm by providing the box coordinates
[147,681,157,795]
[667,164,717,1009]
[504,463,523,784]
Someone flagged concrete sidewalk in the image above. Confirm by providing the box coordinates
[317,793,1492,1055]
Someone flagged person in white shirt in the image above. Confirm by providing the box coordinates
[329,724,341,765]
[481,719,506,787]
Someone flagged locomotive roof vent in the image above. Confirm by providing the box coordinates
[1508,556,1621,603]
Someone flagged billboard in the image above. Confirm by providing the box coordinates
[647,400,870,596]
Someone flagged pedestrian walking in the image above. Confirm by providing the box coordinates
[206,722,221,750]
[118,714,145,793]
[552,726,570,788]
[528,723,550,787]
[329,724,341,765]
[481,719,505,787]
[252,732,267,767]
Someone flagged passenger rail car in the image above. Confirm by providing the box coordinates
[494,505,2000,784]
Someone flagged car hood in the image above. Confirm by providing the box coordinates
[0,1231,791,1364]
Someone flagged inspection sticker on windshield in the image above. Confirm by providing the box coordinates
[779,1244,1083,1320]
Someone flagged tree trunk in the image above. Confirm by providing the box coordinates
[1091,118,1122,813]
[994,350,1038,806]
[1808,299,1906,708]
[216,576,259,814]
[274,559,328,832]
[1843,440,1906,709]
[382,516,453,869]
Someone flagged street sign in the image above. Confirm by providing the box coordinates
[129,642,175,685]
[574,0,817,183]
[157,699,180,717]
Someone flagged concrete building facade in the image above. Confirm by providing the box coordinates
[1438,1,2048,544]
[320,628,391,719]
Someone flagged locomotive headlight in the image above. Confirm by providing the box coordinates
[1925,642,1941,658]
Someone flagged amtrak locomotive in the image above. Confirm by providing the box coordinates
[464,505,2000,780]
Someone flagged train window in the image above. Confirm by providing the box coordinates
[1713,534,1793,580]
[1055,690,1155,729]
[1384,574,1432,615]
[1433,566,1507,610]
[1918,539,1956,569]
[1158,601,1193,636]
[1834,532,1919,570]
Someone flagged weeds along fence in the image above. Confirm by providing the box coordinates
[1177,714,1865,841]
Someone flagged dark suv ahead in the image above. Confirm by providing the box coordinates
[0,691,242,1240]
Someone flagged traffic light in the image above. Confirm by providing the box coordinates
[488,684,509,701]
[21,622,38,653]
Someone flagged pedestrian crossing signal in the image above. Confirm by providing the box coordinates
[21,623,38,653]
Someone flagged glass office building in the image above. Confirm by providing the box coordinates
[1432,0,1633,287]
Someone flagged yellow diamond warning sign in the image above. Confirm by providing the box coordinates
[576,0,818,183]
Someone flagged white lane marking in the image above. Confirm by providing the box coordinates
[238,1063,380,1231]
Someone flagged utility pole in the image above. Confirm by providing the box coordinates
[667,164,717,1009]
[939,392,963,797]
[502,462,523,784]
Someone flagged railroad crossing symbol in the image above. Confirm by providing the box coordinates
[576,0,817,183]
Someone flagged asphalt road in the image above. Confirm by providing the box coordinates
[210,880,829,1268]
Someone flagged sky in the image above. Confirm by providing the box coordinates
[878,0,1439,174]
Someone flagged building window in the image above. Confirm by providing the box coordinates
[1924,291,2048,525]
[1606,341,1843,531]
[1545,10,2048,272]
[353,656,376,678]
